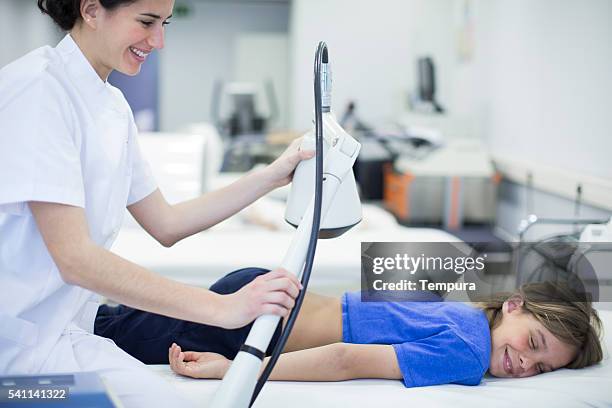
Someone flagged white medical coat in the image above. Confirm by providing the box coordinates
[0,32,171,387]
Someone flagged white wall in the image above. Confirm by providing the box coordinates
[159,1,290,131]
[234,33,289,130]
[289,0,611,181]
[461,0,612,230]
[470,0,612,180]
[495,181,611,240]
[289,0,457,131]
[0,0,61,69]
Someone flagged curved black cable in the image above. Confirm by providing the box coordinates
[250,41,327,406]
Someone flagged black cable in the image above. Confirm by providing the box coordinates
[249,42,327,406]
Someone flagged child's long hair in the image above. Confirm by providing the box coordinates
[473,281,604,369]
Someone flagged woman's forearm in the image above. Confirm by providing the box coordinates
[167,167,277,244]
[31,197,301,332]
[128,138,311,246]
[73,241,227,326]
[30,200,226,326]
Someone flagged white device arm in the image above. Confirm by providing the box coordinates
[209,118,361,408]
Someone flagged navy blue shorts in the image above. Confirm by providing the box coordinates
[94,267,283,364]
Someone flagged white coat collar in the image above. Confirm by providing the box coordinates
[55,34,125,113]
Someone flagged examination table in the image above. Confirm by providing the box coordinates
[147,310,611,407]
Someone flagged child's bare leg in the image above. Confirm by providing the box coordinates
[281,292,343,353]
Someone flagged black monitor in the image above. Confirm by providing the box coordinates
[417,56,444,113]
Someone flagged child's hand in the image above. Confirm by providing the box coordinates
[168,343,231,379]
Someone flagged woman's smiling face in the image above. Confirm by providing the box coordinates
[488,296,576,378]
[78,0,174,78]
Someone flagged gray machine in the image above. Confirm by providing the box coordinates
[211,80,279,139]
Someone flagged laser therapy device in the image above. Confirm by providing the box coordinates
[210,42,362,407]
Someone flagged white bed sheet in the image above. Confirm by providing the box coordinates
[148,309,612,408]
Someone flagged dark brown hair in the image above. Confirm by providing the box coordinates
[38,0,139,31]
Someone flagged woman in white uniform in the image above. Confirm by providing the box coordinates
[0,0,309,406]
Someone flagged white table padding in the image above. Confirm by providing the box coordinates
[148,309,612,408]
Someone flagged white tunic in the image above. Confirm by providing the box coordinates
[0,35,193,407]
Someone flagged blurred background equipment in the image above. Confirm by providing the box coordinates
[384,138,499,229]
[211,79,279,139]
[210,79,284,172]
[412,56,445,114]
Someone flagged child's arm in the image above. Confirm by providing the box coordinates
[169,342,402,382]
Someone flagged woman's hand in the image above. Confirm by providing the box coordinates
[216,268,302,329]
[169,343,231,379]
[264,137,315,189]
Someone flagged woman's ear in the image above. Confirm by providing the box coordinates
[503,294,524,314]
[81,0,100,29]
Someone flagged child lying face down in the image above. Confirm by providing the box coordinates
[95,268,603,387]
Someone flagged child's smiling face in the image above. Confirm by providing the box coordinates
[488,295,577,378]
